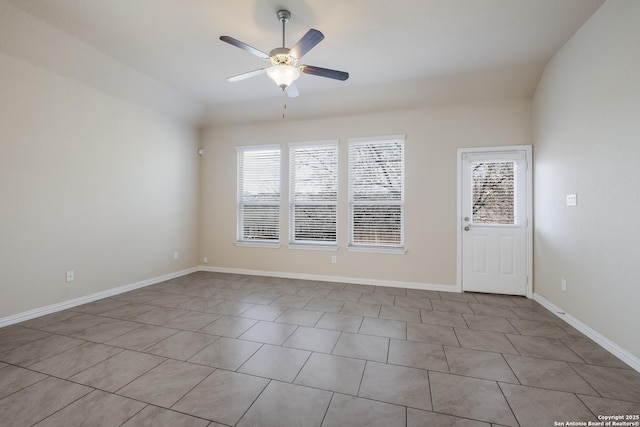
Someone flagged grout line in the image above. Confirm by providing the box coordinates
[496,381,520,426]
[356,360,367,396]
[319,392,335,426]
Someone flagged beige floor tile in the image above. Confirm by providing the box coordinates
[70,318,141,343]
[462,313,518,333]
[322,393,406,427]
[445,346,518,383]
[395,296,432,310]
[388,338,448,372]
[274,308,323,326]
[69,349,165,392]
[431,300,474,314]
[455,328,518,354]
[407,323,459,346]
[238,304,288,321]
[315,312,363,333]
[144,330,217,360]
[332,332,389,362]
[237,381,332,427]
[577,395,640,419]
[469,303,519,318]
[562,340,631,369]
[500,382,596,427]
[504,354,598,394]
[283,326,341,353]
[359,361,432,410]
[29,342,123,378]
[34,390,145,427]
[238,320,298,345]
[0,334,84,366]
[380,305,421,323]
[508,318,573,339]
[121,405,210,427]
[0,365,47,399]
[172,369,268,425]
[188,336,261,370]
[303,298,345,313]
[506,334,583,362]
[420,310,468,328]
[407,407,490,427]
[117,359,213,407]
[198,315,257,338]
[294,353,365,395]
[105,324,178,351]
[238,344,310,381]
[359,317,406,339]
[570,363,640,402]
[0,377,92,426]
[160,311,221,331]
[430,372,517,426]
[270,295,313,309]
[340,301,381,318]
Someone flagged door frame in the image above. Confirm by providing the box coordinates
[456,145,533,298]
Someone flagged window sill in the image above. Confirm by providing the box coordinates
[235,241,281,249]
[347,246,406,255]
[288,243,339,251]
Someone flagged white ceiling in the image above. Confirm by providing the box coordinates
[5,0,604,125]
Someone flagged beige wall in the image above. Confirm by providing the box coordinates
[0,52,200,318]
[533,0,640,358]
[201,100,531,288]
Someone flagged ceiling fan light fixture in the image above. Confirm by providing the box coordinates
[267,64,300,90]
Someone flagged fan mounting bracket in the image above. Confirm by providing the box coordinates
[277,9,291,23]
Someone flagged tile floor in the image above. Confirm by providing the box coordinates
[0,271,639,426]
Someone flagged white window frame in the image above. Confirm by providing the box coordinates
[348,135,406,254]
[289,140,339,249]
[236,144,281,247]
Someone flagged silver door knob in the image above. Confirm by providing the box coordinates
[464,226,470,231]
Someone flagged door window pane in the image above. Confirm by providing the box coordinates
[471,161,516,225]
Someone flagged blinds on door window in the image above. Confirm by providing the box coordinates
[471,161,517,225]
[237,146,281,242]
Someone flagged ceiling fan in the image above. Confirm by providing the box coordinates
[220,9,349,98]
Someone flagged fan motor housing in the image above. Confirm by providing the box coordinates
[269,47,296,66]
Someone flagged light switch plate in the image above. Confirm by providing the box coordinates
[566,194,577,207]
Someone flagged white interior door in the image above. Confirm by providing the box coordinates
[459,148,531,296]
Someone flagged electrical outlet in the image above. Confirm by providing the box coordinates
[66,271,75,282]
[561,279,567,292]
[173,251,179,260]
[203,256,208,264]
[566,194,577,207]
[331,255,337,264]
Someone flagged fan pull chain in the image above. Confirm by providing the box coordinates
[282,103,287,119]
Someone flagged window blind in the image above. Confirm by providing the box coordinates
[290,142,338,244]
[237,146,280,242]
[349,137,405,247]
[471,161,517,225]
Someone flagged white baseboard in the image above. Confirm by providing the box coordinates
[0,267,197,328]
[534,293,640,373]
[198,265,457,293]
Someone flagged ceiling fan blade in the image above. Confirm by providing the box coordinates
[227,68,266,82]
[289,29,324,60]
[220,36,270,60]
[301,65,349,81]
[286,82,299,98]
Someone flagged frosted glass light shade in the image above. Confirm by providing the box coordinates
[267,65,300,89]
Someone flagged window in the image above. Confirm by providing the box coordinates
[471,161,517,225]
[349,136,405,250]
[289,141,338,246]
[237,145,280,243]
